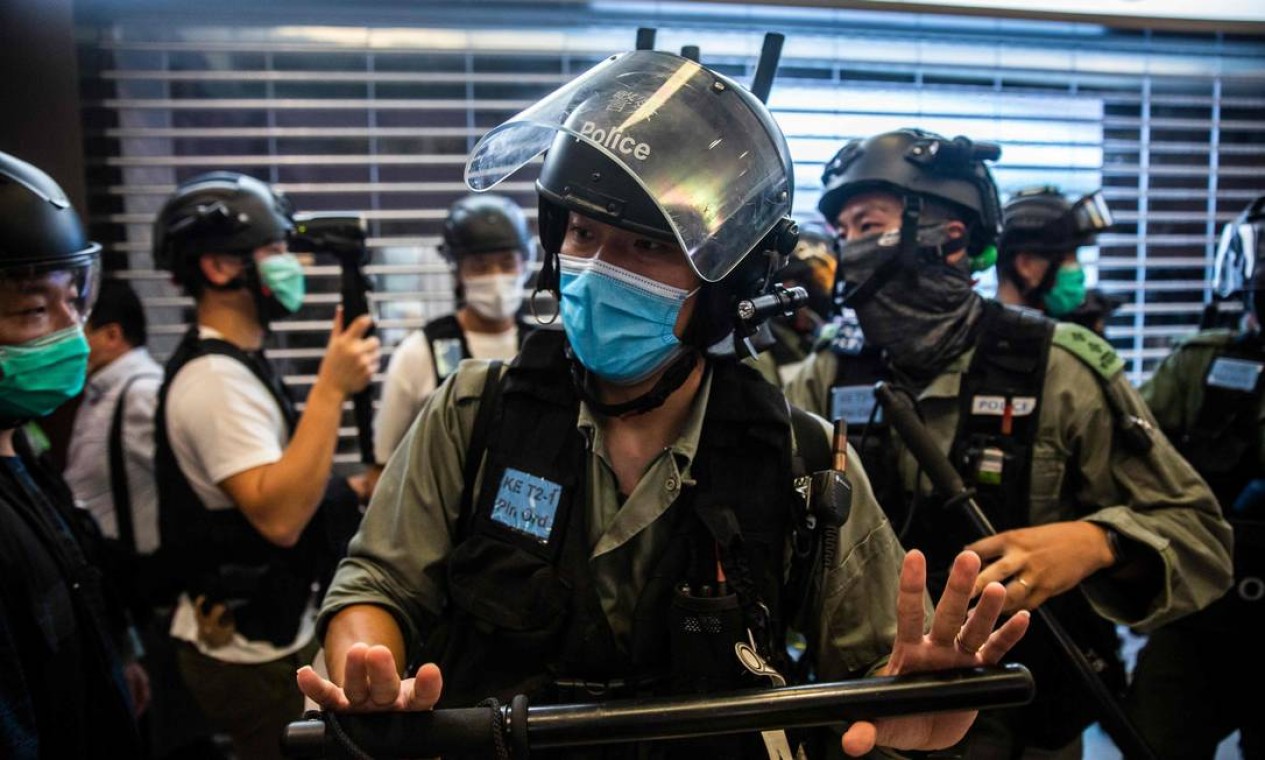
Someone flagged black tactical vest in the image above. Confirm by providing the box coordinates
[826,319,896,521]
[420,330,823,758]
[1178,331,1265,511]
[422,313,531,385]
[153,327,337,646]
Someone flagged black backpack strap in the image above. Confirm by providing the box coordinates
[457,360,506,541]
[108,372,162,555]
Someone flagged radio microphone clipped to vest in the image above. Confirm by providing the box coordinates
[809,420,853,570]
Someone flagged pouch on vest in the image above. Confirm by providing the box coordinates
[668,587,751,695]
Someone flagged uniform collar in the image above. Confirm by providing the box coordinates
[910,347,975,401]
[578,364,714,471]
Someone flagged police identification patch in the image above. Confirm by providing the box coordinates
[1207,357,1265,393]
[970,396,1037,417]
[831,384,881,425]
[829,310,868,357]
[491,468,562,544]
[433,338,464,380]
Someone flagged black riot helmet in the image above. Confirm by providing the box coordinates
[153,171,294,293]
[818,127,1003,272]
[527,55,798,351]
[1213,194,1265,322]
[999,185,1112,263]
[440,193,535,265]
[465,49,797,415]
[0,150,102,316]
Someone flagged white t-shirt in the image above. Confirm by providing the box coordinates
[164,326,316,663]
[373,321,520,465]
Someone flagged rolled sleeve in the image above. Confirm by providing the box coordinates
[318,359,500,665]
[1050,357,1233,631]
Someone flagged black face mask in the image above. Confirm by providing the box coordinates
[839,224,984,380]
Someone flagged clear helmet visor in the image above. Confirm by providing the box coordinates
[1069,190,1113,236]
[0,247,102,324]
[1214,220,1258,298]
[464,50,792,283]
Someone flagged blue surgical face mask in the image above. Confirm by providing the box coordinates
[558,254,697,385]
[0,325,90,422]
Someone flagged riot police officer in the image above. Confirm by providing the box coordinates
[784,128,1232,759]
[1126,195,1265,759]
[0,150,144,757]
[371,193,535,487]
[151,171,379,760]
[995,185,1113,319]
[300,52,1031,759]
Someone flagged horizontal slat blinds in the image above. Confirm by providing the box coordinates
[77,4,1265,461]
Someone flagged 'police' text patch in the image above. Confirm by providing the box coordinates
[491,468,562,544]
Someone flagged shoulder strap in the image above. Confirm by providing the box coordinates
[108,372,162,555]
[423,315,471,384]
[1051,321,1125,381]
[1050,321,1153,453]
[457,360,505,542]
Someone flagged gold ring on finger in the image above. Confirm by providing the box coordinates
[954,631,980,655]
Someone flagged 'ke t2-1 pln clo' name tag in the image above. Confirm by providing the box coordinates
[491,468,562,544]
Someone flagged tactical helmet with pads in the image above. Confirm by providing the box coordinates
[999,184,1112,261]
[466,50,798,349]
[440,193,535,265]
[1213,194,1265,322]
[818,128,1002,271]
[0,150,101,317]
[152,171,294,290]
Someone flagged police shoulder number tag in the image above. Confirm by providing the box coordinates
[491,468,563,544]
[831,384,880,426]
[1207,356,1265,393]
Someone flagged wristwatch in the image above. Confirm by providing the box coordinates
[1102,525,1131,569]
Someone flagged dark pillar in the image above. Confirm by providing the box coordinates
[0,0,87,212]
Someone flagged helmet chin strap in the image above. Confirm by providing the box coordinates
[204,256,277,335]
[570,349,699,418]
[1022,254,1063,309]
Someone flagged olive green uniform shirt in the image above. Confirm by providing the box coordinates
[784,328,1233,633]
[1140,328,1265,473]
[319,359,917,681]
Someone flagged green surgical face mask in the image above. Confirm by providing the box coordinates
[257,253,306,314]
[1042,263,1086,318]
[0,326,89,422]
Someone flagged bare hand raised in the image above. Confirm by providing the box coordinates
[297,642,443,713]
[840,549,1031,757]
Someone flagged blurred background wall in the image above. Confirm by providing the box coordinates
[2,0,1262,464]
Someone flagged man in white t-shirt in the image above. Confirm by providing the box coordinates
[151,172,379,760]
[369,194,536,490]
